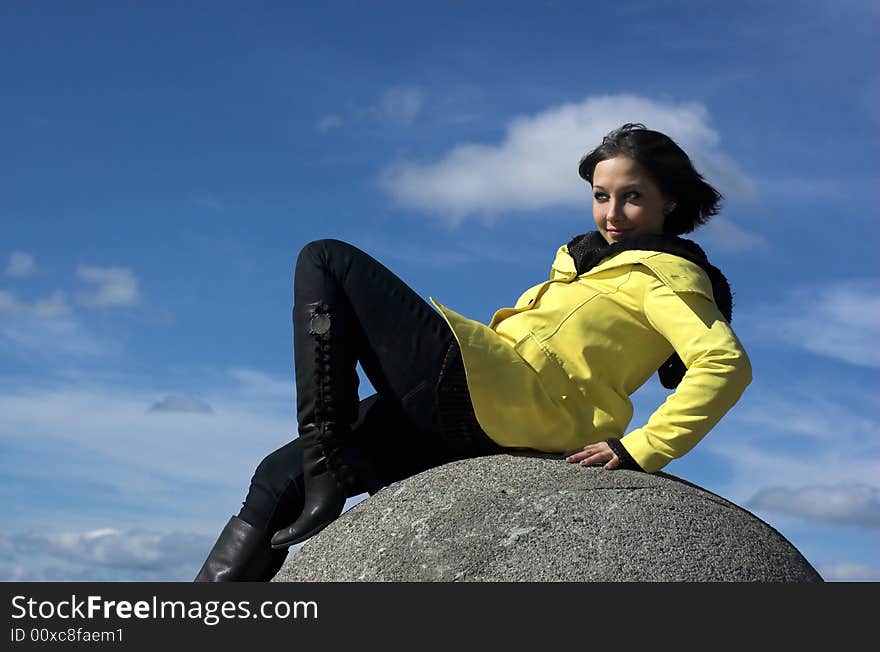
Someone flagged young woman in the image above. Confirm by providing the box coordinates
[195,123,752,581]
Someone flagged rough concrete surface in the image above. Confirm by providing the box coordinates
[274,453,822,582]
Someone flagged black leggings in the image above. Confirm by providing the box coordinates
[238,239,503,534]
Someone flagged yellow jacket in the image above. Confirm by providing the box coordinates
[429,244,752,473]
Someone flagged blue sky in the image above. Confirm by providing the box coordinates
[1,0,878,581]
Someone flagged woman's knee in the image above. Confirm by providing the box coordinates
[296,238,357,271]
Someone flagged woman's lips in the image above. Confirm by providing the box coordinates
[607,228,630,236]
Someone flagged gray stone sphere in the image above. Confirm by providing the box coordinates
[274,453,822,582]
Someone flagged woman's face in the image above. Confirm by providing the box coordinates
[591,156,674,244]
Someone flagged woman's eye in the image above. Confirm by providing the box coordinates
[593,191,638,201]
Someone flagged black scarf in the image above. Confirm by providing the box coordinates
[565,230,734,389]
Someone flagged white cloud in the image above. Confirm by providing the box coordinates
[0,278,103,364]
[317,114,342,131]
[227,367,294,399]
[12,528,206,571]
[149,395,214,414]
[0,365,368,529]
[5,251,35,277]
[705,433,880,517]
[0,289,69,318]
[0,369,297,507]
[0,362,367,581]
[31,290,70,318]
[818,562,880,582]
[699,217,769,252]
[747,485,880,528]
[0,527,214,580]
[732,392,879,445]
[691,374,880,517]
[76,265,139,308]
[0,314,113,359]
[0,290,22,315]
[0,517,329,580]
[0,564,129,582]
[743,278,880,368]
[381,94,758,225]
[0,265,138,359]
[375,85,423,126]
[359,234,526,268]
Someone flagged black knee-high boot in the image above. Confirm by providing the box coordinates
[194,516,289,582]
[270,300,381,549]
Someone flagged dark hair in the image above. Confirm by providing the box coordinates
[577,123,722,235]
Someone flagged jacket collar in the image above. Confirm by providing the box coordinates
[552,245,664,278]
[560,230,733,325]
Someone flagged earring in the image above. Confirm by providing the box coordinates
[662,204,676,216]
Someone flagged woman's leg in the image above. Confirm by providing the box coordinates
[196,393,406,581]
[193,439,303,582]
[237,394,408,535]
[294,239,456,437]
[271,239,468,547]
[197,239,465,577]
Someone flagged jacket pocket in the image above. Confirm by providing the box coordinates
[514,331,580,404]
[638,259,716,304]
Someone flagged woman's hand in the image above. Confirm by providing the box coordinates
[565,442,621,470]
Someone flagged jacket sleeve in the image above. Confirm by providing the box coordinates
[619,273,752,473]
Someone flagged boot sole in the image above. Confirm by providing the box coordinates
[271,520,333,550]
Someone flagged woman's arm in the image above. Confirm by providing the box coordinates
[618,272,752,473]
